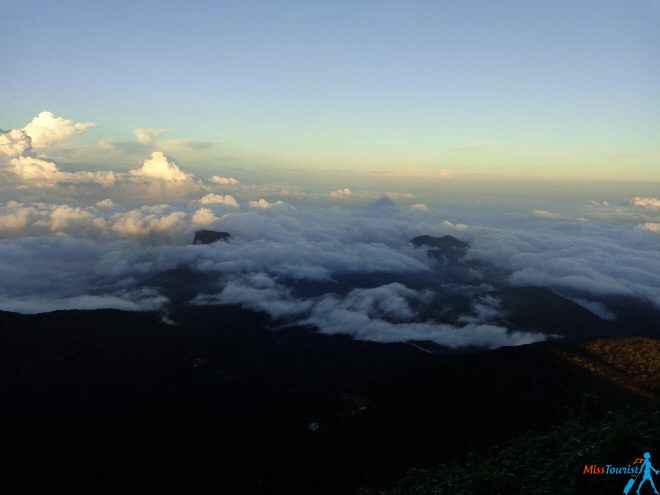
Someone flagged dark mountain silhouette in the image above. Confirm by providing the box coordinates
[1,305,657,495]
[411,234,469,261]
[368,196,397,209]
[141,264,220,304]
[193,229,231,245]
[411,234,469,250]
[494,286,614,338]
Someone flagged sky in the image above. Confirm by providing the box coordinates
[2,0,659,185]
[1,0,660,345]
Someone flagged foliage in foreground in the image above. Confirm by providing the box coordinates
[361,404,660,495]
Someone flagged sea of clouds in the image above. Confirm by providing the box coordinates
[2,112,660,349]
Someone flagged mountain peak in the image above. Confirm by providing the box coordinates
[410,234,468,250]
[368,196,397,209]
[193,230,231,245]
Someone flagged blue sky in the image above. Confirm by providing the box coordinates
[2,0,659,182]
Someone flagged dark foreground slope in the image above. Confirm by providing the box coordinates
[1,306,658,494]
[366,406,660,495]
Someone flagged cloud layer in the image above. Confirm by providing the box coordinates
[2,111,660,350]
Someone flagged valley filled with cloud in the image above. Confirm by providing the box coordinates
[2,112,660,350]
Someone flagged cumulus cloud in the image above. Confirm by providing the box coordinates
[210,175,239,185]
[442,220,468,232]
[129,151,192,182]
[49,205,107,232]
[198,193,239,207]
[330,187,353,199]
[0,205,32,231]
[0,201,108,237]
[96,199,115,208]
[1,113,203,201]
[23,111,94,149]
[1,120,116,189]
[7,155,60,180]
[249,199,287,209]
[5,156,117,187]
[0,129,32,158]
[110,206,187,238]
[631,197,660,211]
[639,222,660,233]
[191,207,218,225]
[134,128,167,145]
[410,203,429,212]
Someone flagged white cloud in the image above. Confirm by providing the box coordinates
[134,128,167,145]
[0,206,32,231]
[410,203,429,212]
[0,129,32,158]
[639,222,660,233]
[129,151,192,182]
[532,210,565,221]
[96,199,115,208]
[49,205,107,232]
[631,197,660,211]
[249,198,287,209]
[442,220,468,231]
[301,284,544,348]
[7,156,60,180]
[0,123,117,189]
[468,218,660,306]
[111,207,186,238]
[210,175,239,185]
[330,187,353,198]
[5,156,117,187]
[0,142,200,200]
[198,193,239,207]
[23,111,94,149]
[0,202,108,237]
[4,198,660,348]
[191,207,218,225]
